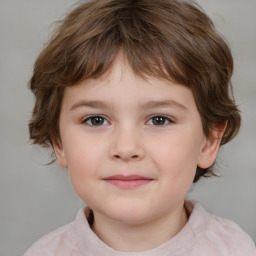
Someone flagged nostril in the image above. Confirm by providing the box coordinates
[113,154,140,160]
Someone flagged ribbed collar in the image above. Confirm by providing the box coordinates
[73,201,210,256]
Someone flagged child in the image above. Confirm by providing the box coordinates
[25,0,256,255]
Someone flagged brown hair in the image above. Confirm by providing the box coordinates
[29,0,241,182]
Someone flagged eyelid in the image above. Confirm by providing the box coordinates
[146,114,175,126]
[80,114,174,126]
[82,114,110,126]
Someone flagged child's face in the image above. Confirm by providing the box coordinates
[54,57,217,224]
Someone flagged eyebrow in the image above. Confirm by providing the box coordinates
[139,100,188,111]
[70,99,188,111]
[70,100,113,111]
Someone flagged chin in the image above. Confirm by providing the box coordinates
[105,205,156,225]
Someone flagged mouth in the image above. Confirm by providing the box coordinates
[103,175,153,189]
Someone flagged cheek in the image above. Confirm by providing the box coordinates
[152,132,201,186]
[63,131,104,168]
[62,136,105,194]
[155,132,200,168]
[157,141,198,204]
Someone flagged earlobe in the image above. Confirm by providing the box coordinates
[197,122,227,169]
[52,139,68,168]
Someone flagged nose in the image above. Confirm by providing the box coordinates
[109,126,145,161]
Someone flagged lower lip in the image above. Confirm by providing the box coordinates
[104,179,152,189]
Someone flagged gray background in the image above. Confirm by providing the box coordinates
[0,0,255,255]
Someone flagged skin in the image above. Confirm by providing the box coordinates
[53,57,225,252]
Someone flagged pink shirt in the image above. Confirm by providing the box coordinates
[24,201,256,256]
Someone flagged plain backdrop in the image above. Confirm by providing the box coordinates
[0,0,255,255]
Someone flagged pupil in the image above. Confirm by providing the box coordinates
[153,117,165,125]
[92,117,104,125]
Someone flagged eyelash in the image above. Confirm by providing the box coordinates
[146,115,174,126]
[82,115,109,126]
[82,115,174,127]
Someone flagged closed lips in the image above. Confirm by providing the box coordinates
[103,175,153,188]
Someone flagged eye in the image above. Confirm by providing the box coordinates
[147,115,173,126]
[82,115,109,126]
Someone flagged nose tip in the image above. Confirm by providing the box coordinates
[109,129,145,161]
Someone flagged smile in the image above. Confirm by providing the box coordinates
[103,175,153,189]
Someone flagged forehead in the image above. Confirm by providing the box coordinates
[62,57,197,113]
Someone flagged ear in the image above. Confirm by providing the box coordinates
[52,139,68,168]
[197,122,227,169]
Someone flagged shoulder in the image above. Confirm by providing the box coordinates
[24,221,80,256]
[187,201,256,256]
[205,212,256,254]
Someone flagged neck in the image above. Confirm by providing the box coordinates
[91,203,188,252]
